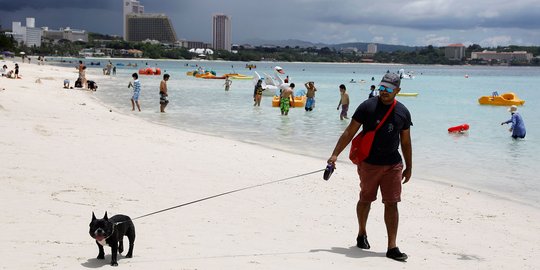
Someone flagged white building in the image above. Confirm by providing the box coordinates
[9,17,42,47]
[42,27,88,43]
[471,50,533,62]
[367,43,378,54]
[212,14,231,51]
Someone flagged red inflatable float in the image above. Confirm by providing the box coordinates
[138,68,161,75]
[448,124,470,133]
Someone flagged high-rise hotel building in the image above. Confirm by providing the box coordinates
[9,17,42,47]
[212,14,231,51]
[123,0,177,43]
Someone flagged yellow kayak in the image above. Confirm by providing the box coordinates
[272,96,307,108]
[397,92,418,97]
[226,73,253,80]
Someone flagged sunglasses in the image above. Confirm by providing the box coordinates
[378,85,395,93]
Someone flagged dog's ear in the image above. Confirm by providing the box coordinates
[103,211,108,220]
[92,212,97,221]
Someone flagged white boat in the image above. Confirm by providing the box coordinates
[253,70,290,96]
[398,69,415,79]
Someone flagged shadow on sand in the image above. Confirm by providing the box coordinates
[310,246,386,259]
[81,255,130,268]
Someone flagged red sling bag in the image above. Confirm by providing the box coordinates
[349,100,396,165]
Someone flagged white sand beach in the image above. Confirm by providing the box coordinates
[1,60,539,269]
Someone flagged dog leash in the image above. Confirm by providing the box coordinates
[115,168,325,225]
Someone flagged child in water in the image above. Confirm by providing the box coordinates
[337,84,349,120]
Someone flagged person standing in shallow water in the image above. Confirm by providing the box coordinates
[337,84,349,120]
[501,105,526,139]
[128,73,142,112]
[224,77,232,91]
[368,85,377,99]
[159,74,170,113]
[304,81,317,111]
[253,79,264,106]
[280,83,295,115]
[327,73,412,262]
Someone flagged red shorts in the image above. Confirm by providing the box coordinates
[357,162,403,203]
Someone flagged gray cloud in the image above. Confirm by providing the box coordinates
[1,0,539,46]
[314,0,540,30]
[0,0,113,11]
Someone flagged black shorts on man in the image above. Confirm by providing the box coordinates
[159,92,169,105]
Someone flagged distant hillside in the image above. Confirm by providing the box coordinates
[331,42,418,53]
[239,38,419,52]
[240,38,327,48]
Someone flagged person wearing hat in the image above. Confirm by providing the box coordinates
[501,105,526,139]
[326,73,412,262]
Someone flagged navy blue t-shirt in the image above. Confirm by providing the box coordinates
[352,97,412,165]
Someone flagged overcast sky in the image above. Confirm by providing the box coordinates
[1,0,540,47]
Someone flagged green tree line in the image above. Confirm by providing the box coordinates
[1,32,538,66]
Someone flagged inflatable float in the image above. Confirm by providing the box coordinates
[478,92,525,106]
[200,74,226,79]
[448,124,470,133]
[194,72,215,78]
[397,92,418,97]
[271,96,307,108]
[187,68,216,77]
[139,68,161,75]
[200,74,227,80]
[226,73,253,80]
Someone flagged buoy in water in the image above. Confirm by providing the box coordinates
[448,124,470,133]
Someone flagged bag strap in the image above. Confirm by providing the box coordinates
[374,99,397,131]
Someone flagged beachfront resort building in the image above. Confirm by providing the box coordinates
[42,27,88,43]
[123,0,144,39]
[445,43,465,60]
[367,43,378,54]
[123,0,177,43]
[8,17,42,47]
[471,50,533,63]
[175,40,212,50]
[212,14,232,52]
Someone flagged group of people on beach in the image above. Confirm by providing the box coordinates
[7,57,522,263]
[127,72,170,113]
[252,73,413,262]
[102,61,116,76]
[21,55,45,65]
[262,78,351,118]
[63,61,97,91]
[58,62,522,264]
[264,70,524,263]
[0,63,20,79]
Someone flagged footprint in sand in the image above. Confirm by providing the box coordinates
[34,124,52,136]
[51,189,96,207]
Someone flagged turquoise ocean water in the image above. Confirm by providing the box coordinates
[52,59,540,206]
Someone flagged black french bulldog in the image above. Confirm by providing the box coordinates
[89,212,136,266]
